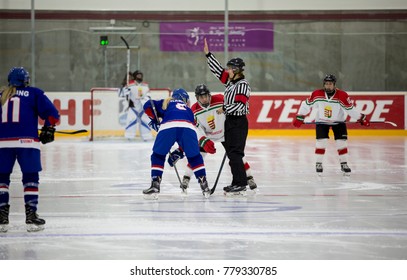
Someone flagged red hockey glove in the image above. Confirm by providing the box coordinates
[358,114,370,126]
[199,136,216,154]
[292,115,305,128]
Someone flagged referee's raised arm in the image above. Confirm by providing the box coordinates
[204,38,229,85]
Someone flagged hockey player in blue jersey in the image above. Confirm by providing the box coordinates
[142,88,210,198]
[0,67,60,232]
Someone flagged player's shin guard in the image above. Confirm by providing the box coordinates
[187,154,206,179]
[336,139,348,163]
[22,172,40,212]
[23,182,39,212]
[315,138,327,167]
[150,152,166,178]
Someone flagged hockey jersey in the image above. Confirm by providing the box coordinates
[143,99,196,132]
[298,89,362,122]
[126,81,150,111]
[0,86,60,149]
[190,94,225,142]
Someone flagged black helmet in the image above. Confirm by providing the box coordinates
[227,57,245,73]
[323,74,336,84]
[195,84,211,108]
[194,84,210,96]
[133,70,143,83]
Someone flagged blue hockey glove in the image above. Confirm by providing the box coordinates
[167,148,185,167]
[148,119,160,132]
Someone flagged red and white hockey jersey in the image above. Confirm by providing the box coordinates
[127,81,150,111]
[190,94,225,142]
[298,89,362,122]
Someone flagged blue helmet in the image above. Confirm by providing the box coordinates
[8,67,30,87]
[172,88,189,104]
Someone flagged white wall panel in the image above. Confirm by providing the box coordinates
[2,0,407,11]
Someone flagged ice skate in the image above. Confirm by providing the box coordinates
[180,176,190,194]
[199,177,210,198]
[143,179,161,200]
[25,205,45,232]
[0,204,10,233]
[247,176,257,191]
[224,185,247,197]
[340,162,351,176]
[316,162,323,176]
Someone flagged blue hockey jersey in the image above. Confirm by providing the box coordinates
[143,99,196,132]
[0,86,60,149]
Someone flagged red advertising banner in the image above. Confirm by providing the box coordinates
[248,94,405,130]
[43,92,405,133]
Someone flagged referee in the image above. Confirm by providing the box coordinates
[203,38,250,195]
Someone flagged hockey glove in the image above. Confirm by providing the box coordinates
[148,119,160,132]
[292,115,305,128]
[199,136,216,154]
[358,114,370,127]
[168,148,185,167]
[39,126,56,144]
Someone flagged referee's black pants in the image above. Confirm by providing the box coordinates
[224,115,248,187]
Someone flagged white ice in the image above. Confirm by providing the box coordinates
[1,136,407,260]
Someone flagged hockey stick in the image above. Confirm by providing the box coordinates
[171,157,183,185]
[39,129,88,135]
[210,152,227,195]
[120,36,130,86]
[148,97,182,185]
[304,120,397,127]
[55,129,88,134]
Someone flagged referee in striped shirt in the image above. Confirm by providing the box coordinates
[203,38,250,194]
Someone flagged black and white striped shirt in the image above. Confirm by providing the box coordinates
[206,52,250,116]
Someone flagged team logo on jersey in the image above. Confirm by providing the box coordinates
[207,115,215,129]
[324,105,332,118]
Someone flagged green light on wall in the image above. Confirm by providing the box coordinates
[100,36,109,46]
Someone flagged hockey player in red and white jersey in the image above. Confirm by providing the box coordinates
[292,74,370,175]
[119,70,152,141]
[168,84,257,193]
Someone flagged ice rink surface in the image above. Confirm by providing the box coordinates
[1,136,406,260]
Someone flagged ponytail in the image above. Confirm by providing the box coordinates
[162,97,173,110]
[1,86,16,106]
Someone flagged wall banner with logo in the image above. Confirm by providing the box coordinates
[43,91,406,135]
[159,22,274,52]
